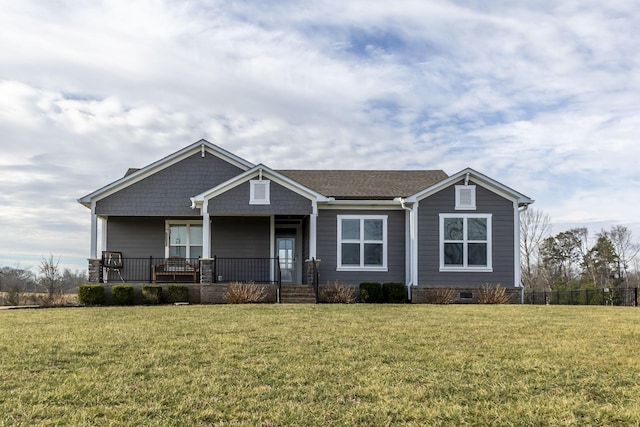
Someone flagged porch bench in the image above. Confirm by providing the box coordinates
[153,257,198,283]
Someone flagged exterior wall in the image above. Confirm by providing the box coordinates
[210,216,270,257]
[201,283,278,303]
[417,181,517,287]
[412,286,522,304]
[106,217,167,258]
[208,180,312,215]
[96,152,244,216]
[316,208,406,286]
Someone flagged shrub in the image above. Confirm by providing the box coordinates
[477,284,510,304]
[223,282,267,304]
[427,288,456,304]
[382,282,406,303]
[359,282,382,303]
[78,284,105,306]
[142,285,163,304]
[166,285,190,304]
[111,285,134,306]
[320,281,356,304]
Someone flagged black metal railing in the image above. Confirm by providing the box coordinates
[212,257,281,285]
[312,257,319,303]
[100,256,201,283]
[99,255,284,286]
[524,288,639,306]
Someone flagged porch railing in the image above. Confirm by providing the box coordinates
[212,257,281,285]
[99,256,282,285]
[312,257,319,302]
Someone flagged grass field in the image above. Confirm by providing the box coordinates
[1,305,639,426]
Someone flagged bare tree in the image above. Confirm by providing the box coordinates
[603,225,640,287]
[39,255,63,306]
[520,208,551,292]
[0,266,36,306]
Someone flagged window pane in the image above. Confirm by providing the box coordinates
[444,218,464,240]
[189,225,203,245]
[468,218,487,240]
[170,246,186,257]
[468,243,487,266]
[342,219,360,240]
[170,225,187,245]
[444,243,463,265]
[364,219,383,241]
[363,243,382,266]
[190,246,203,260]
[341,243,360,265]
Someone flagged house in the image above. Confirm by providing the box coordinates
[78,139,533,303]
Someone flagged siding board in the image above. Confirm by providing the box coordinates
[417,181,516,287]
[316,209,406,285]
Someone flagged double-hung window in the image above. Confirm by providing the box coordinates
[337,215,387,271]
[440,214,492,271]
[166,221,203,260]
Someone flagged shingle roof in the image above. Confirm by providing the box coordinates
[277,170,448,199]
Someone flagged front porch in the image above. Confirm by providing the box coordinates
[88,255,321,303]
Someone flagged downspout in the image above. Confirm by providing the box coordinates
[395,197,414,301]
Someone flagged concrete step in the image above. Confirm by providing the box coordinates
[280,284,317,303]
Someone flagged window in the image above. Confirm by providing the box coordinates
[337,215,387,271]
[250,180,270,204]
[455,185,476,210]
[440,214,492,271]
[166,222,203,259]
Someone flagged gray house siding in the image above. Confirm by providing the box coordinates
[96,152,244,216]
[316,208,406,286]
[106,217,166,258]
[208,180,312,215]
[417,182,516,287]
[210,217,270,258]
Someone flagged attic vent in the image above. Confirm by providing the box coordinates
[250,180,270,205]
[455,185,476,210]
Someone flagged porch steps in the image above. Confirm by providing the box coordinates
[280,284,317,304]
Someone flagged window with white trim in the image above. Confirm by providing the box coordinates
[166,221,203,259]
[440,214,492,271]
[455,185,476,210]
[250,180,270,205]
[337,215,387,271]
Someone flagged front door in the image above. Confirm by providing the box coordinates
[277,237,295,284]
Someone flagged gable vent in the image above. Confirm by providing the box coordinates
[455,185,476,210]
[250,180,270,205]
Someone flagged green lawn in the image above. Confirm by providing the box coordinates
[1,305,639,426]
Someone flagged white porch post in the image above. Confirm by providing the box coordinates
[309,200,318,259]
[202,201,211,258]
[90,202,98,259]
[412,202,419,288]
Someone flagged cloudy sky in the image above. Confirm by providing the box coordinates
[1,0,639,272]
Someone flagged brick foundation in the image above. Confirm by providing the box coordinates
[411,286,523,304]
[200,283,278,304]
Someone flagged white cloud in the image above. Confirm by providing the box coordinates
[0,0,639,270]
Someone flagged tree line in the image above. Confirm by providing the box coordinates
[0,256,86,305]
[521,208,640,293]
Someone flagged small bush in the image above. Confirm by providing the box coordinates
[382,282,406,303]
[223,282,267,304]
[427,288,456,304]
[142,285,163,304]
[78,284,105,306]
[360,282,382,303]
[320,281,356,304]
[111,285,134,306]
[166,285,190,304]
[477,284,511,304]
